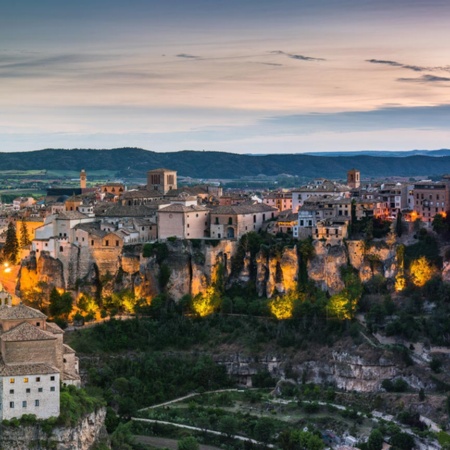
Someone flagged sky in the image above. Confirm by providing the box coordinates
[1,0,450,154]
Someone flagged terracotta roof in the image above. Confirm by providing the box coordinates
[0,357,58,376]
[57,211,88,220]
[63,344,76,354]
[211,203,277,215]
[46,321,64,335]
[63,371,81,381]
[159,204,210,213]
[95,204,158,217]
[1,322,56,342]
[0,304,47,320]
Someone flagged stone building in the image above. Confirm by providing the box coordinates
[147,168,177,194]
[412,180,449,223]
[347,169,360,189]
[263,190,293,211]
[0,289,80,420]
[210,203,278,239]
[158,204,210,239]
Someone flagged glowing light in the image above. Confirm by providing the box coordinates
[192,287,218,317]
[4,268,11,273]
[327,293,355,320]
[410,256,435,287]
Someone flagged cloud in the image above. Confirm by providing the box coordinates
[367,59,450,73]
[176,53,199,59]
[271,50,325,62]
[398,74,450,83]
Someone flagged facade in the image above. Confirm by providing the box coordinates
[158,204,210,239]
[147,168,177,195]
[412,181,449,223]
[347,169,361,189]
[210,203,278,239]
[0,291,80,420]
[80,170,87,189]
[263,191,293,211]
[291,180,350,212]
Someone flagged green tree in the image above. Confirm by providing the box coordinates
[254,417,275,444]
[3,221,19,264]
[178,436,199,450]
[395,212,403,237]
[49,288,73,318]
[390,432,414,450]
[218,415,238,437]
[20,220,31,248]
[367,428,384,450]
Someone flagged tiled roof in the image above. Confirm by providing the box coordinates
[0,304,46,320]
[46,321,64,335]
[95,204,158,217]
[211,203,277,215]
[159,204,210,213]
[57,211,88,220]
[0,357,58,376]
[63,344,76,354]
[1,322,56,342]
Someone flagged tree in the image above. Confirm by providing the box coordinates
[19,220,31,248]
[3,221,19,264]
[409,256,435,287]
[367,429,384,450]
[390,432,414,450]
[178,436,199,450]
[218,416,238,438]
[49,288,73,318]
[254,417,275,444]
[395,212,403,237]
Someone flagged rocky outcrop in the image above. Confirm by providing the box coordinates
[307,241,347,295]
[0,408,109,450]
[18,237,400,301]
[217,342,411,393]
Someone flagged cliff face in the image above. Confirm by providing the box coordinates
[0,408,109,450]
[218,341,413,393]
[17,238,398,301]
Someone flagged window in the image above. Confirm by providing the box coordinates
[91,240,94,246]
[10,378,14,384]
[9,389,14,394]
[35,400,40,407]
[116,240,119,247]
[24,378,29,383]
[105,240,109,246]
[50,376,55,381]
[50,386,55,392]
[22,401,27,408]
[26,388,30,393]
[9,402,14,409]
[196,214,198,217]
[38,388,43,393]
[60,246,63,252]
[36,377,40,382]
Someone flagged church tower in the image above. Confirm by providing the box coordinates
[347,168,360,189]
[80,169,87,189]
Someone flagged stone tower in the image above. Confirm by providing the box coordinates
[80,169,87,189]
[347,168,360,189]
[147,168,177,194]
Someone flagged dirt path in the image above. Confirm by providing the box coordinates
[135,435,222,450]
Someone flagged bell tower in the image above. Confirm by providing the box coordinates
[80,169,87,189]
[347,168,360,189]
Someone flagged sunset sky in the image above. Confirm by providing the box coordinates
[2,0,450,153]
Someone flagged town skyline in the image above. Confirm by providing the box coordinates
[2,0,450,154]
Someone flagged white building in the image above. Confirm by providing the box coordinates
[0,289,80,420]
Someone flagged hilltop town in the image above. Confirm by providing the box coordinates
[2,165,450,449]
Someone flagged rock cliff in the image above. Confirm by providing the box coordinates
[0,408,109,450]
[17,238,399,301]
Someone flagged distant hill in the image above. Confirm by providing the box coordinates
[3,148,450,179]
[303,149,450,157]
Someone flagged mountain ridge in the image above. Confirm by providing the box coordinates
[3,148,450,179]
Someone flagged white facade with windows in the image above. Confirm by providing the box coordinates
[0,372,60,420]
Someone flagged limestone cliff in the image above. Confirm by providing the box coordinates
[0,408,109,450]
[17,238,400,301]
